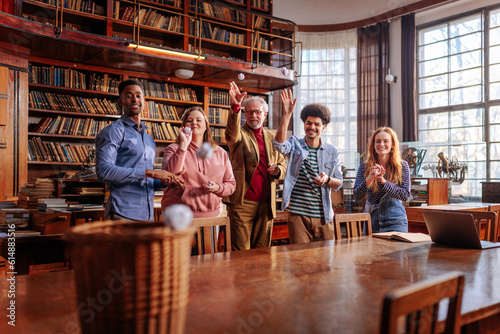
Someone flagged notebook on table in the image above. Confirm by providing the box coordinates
[422,210,500,249]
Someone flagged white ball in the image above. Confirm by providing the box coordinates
[238,73,245,80]
[281,67,289,76]
[184,127,191,134]
[163,204,193,231]
[196,142,214,160]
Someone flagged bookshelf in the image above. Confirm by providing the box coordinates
[0,0,294,200]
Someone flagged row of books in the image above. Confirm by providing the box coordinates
[29,64,121,93]
[144,121,179,141]
[29,91,121,114]
[133,78,199,101]
[115,4,184,33]
[28,137,93,163]
[32,0,106,15]
[190,0,247,25]
[143,101,180,120]
[187,44,245,62]
[253,15,268,29]
[252,35,270,50]
[210,127,226,143]
[190,19,247,46]
[209,89,231,105]
[251,0,269,11]
[208,107,229,126]
[31,116,112,136]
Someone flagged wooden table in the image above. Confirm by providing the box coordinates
[406,202,495,233]
[1,237,499,333]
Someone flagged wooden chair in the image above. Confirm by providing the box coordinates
[380,271,464,334]
[191,217,231,255]
[451,210,498,242]
[334,213,372,239]
[488,204,500,241]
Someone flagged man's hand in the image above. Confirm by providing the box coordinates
[267,163,280,176]
[314,172,329,186]
[147,169,186,187]
[229,81,247,105]
[280,89,297,117]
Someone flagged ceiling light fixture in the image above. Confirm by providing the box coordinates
[127,43,206,60]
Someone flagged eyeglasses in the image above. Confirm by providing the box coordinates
[244,109,265,115]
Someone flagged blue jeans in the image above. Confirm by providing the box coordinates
[365,193,408,233]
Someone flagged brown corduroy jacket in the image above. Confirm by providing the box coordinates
[223,110,286,219]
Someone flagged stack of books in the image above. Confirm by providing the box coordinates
[17,178,56,209]
[38,198,68,212]
[0,208,31,231]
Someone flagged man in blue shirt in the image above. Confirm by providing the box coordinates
[95,79,184,221]
[273,90,343,244]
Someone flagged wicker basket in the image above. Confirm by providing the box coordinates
[65,221,194,334]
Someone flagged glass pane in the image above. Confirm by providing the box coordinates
[420,91,449,109]
[489,45,500,64]
[450,86,482,105]
[490,9,500,29]
[489,64,500,82]
[419,41,448,61]
[490,143,500,159]
[449,33,482,54]
[449,109,483,127]
[491,161,500,179]
[419,25,448,45]
[449,68,482,88]
[419,74,448,93]
[489,26,500,46]
[419,129,449,142]
[449,126,483,142]
[419,57,448,77]
[449,15,482,37]
[302,62,309,76]
[489,82,500,100]
[419,112,449,130]
[450,50,482,71]
[490,106,500,123]
[490,124,500,141]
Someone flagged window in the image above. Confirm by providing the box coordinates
[417,7,500,199]
[295,31,358,174]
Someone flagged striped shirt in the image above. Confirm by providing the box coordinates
[353,161,411,205]
[289,146,324,218]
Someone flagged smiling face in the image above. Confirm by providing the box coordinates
[118,84,145,118]
[304,116,326,141]
[374,131,393,156]
[184,109,207,138]
[244,100,268,129]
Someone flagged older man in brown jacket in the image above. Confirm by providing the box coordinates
[224,81,286,250]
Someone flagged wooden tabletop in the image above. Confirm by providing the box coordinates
[1,237,500,333]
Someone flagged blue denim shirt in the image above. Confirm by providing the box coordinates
[95,115,161,221]
[273,136,343,223]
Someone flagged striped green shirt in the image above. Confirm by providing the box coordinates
[289,146,324,218]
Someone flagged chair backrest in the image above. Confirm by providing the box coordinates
[334,213,372,239]
[191,217,231,255]
[488,205,500,241]
[380,271,464,334]
[451,210,498,242]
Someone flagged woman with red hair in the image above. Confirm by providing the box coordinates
[353,127,411,232]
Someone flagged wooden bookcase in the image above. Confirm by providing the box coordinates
[25,56,271,179]
[0,0,296,199]
[408,178,449,206]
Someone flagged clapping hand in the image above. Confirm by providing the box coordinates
[203,181,220,193]
[267,163,280,176]
[162,170,186,188]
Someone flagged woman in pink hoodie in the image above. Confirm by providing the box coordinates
[161,106,236,218]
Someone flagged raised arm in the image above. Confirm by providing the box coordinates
[275,89,297,143]
[225,81,247,145]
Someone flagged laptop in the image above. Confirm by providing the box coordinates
[422,210,500,249]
